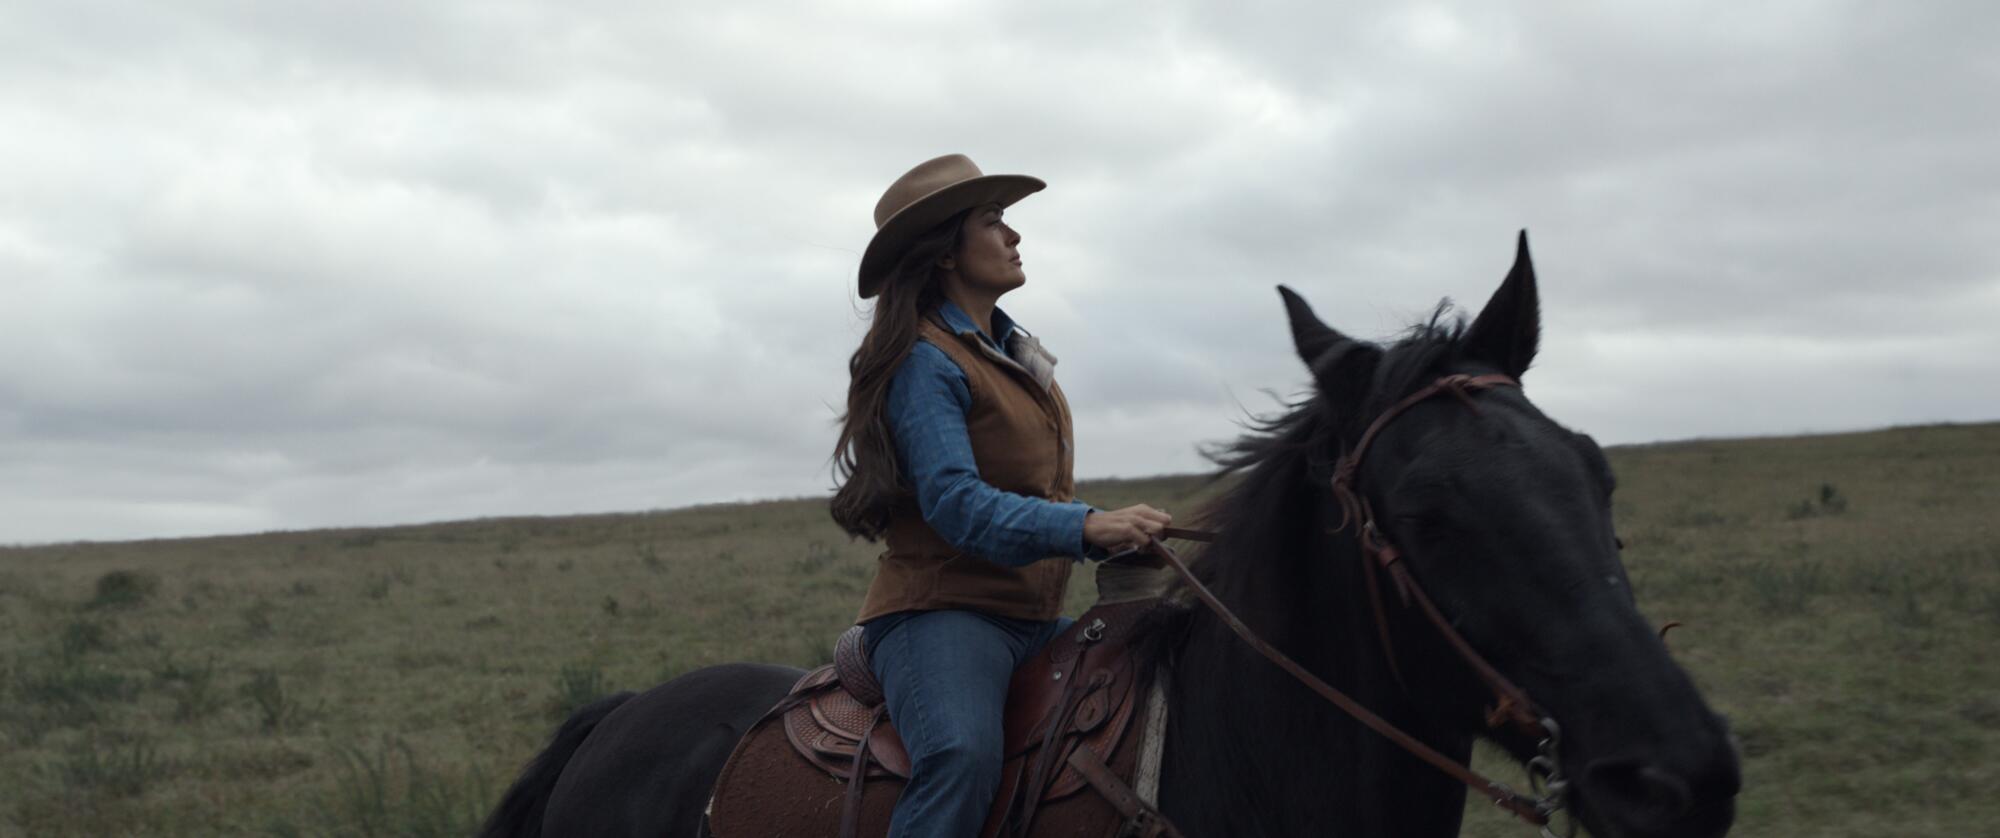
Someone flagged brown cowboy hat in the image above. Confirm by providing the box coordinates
[858,154,1045,299]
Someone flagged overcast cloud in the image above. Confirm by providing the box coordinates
[3,1,1995,543]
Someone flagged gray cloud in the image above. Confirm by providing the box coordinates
[3,1,1995,543]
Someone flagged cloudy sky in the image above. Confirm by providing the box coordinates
[3,1,1994,544]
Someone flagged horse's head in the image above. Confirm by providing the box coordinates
[1278,234,1740,838]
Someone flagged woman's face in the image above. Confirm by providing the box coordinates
[946,203,1025,295]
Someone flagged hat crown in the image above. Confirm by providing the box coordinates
[874,154,986,229]
[857,154,1042,298]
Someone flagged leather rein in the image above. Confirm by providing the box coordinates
[1121,373,1569,830]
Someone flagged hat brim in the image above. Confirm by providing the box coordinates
[858,173,1045,299]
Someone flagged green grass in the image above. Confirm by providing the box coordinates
[0,423,1994,836]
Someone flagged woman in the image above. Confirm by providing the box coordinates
[829,154,1172,837]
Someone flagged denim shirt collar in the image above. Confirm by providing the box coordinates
[936,298,1020,353]
[932,298,1059,392]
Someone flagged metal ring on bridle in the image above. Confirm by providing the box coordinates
[1529,717,1574,837]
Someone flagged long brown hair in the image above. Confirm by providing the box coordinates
[829,209,971,539]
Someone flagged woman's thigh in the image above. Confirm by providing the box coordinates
[869,610,1023,758]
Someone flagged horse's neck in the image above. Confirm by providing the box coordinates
[1154,530,1473,837]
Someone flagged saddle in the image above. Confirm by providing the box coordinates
[705,592,1175,838]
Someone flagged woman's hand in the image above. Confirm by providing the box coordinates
[1083,505,1174,555]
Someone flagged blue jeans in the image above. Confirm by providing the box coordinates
[864,610,1075,838]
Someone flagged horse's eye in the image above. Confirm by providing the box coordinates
[1392,513,1440,532]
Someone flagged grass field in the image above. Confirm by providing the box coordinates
[2,422,1996,837]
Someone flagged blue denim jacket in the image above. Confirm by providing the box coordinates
[884,299,1106,569]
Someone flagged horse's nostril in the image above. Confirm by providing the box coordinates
[1584,756,1693,820]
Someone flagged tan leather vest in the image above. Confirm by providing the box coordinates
[854,314,1077,623]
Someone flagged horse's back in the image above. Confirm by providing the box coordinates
[543,662,802,838]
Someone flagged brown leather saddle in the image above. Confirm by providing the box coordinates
[706,598,1165,838]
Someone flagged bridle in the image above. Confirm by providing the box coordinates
[1139,372,1570,831]
[1129,372,1573,834]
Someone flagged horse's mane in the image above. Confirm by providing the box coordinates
[1196,302,1467,534]
[1138,303,1470,667]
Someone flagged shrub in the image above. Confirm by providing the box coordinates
[362,574,393,600]
[58,620,113,660]
[1787,482,1850,519]
[241,668,313,732]
[1666,508,1728,528]
[14,652,137,723]
[154,654,224,722]
[790,541,838,575]
[3,650,139,742]
[1745,560,1823,615]
[1886,574,1933,629]
[87,570,159,609]
[50,733,170,798]
[0,706,53,746]
[1846,560,1899,596]
[269,738,491,838]
[548,663,608,721]
[635,541,666,572]
[803,639,835,668]
[241,601,277,638]
[1961,696,2000,730]
[337,533,379,549]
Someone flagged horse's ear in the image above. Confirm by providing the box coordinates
[1280,285,1347,364]
[1279,285,1380,403]
[1463,230,1541,379]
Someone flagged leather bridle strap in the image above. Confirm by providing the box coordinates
[1138,534,1550,824]
[1329,373,1547,737]
[1331,373,1517,529]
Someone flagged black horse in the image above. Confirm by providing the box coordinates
[481,234,1740,838]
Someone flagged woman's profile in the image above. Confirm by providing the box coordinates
[829,153,1172,836]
